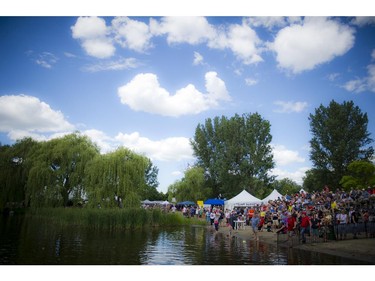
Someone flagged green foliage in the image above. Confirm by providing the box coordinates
[190,113,275,199]
[302,169,329,192]
[0,138,39,209]
[1,132,161,210]
[27,207,202,230]
[272,178,301,196]
[25,133,100,208]
[85,147,148,208]
[340,160,375,191]
[309,100,374,188]
[167,166,211,203]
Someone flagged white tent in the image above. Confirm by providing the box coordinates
[299,188,307,194]
[262,189,283,203]
[224,190,262,210]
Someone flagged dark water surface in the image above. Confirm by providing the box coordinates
[0,215,369,265]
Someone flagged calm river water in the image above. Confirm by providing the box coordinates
[0,215,368,265]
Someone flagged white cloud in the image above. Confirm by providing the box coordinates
[270,17,355,74]
[82,57,139,72]
[111,17,153,52]
[208,20,263,65]
[245,77,258,86]
[193,51,204,65]
[151,17,263,65]
[270,167,309,185]
[274,101,308,113]
[0,95,74,138]
[117,71,230,117]
[115,132,194,162]
[150,16,216,45]
[272,144,305,166]
[327,72,340,81]
[351,17,375,27]
[82,129,115,154]
[71,17,115,58]
[247,16,288,30]
[343,63,375,93]
[35,52,58,68]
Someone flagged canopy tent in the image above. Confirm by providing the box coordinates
[176,201,196,206]
[204,198,225,205]
[262,189,283,203]
[299,188,307,194]
[224,190,262,210]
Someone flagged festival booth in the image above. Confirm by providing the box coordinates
[224,190,262,210]
[204,198,225,205]
[262,189,283,203]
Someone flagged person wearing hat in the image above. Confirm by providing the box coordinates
[300,211,312,244]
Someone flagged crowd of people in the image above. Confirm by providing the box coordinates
[200,186,375,244]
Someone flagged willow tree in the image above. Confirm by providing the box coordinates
[25,133,99,208]
[85,147,149,208]
[0,138,40,209]
[191,113,274,198]
[309,100,374,187]
[167,166,210,203]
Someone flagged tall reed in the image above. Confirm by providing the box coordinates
[27,208,205,230]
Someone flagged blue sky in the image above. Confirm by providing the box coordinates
[1,14,375,193]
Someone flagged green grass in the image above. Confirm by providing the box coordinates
[27,207,205,230]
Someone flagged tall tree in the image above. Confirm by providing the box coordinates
[309,100,374,187]
[191,113,274,198]
[0,138,40,209]
[25,133,99,208]
[340,160,375,191]
[167,166,210,203]
[85,147,149,208]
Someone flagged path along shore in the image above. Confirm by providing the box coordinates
[216,223,375,264]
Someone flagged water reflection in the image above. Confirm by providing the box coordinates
[0,216,370,265]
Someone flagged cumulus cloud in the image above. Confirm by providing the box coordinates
[150,16,216,45]
[208,20,263,65]
[0,95,74,140]
[111,17,153,52]
[71,16,115,58]
[247,16,288,30]
[272,144,305,166]
[115,132,194,162]
[270,166,309,185]
[274,101,308,113]
[270,17,355,74]
[117,71,230,117]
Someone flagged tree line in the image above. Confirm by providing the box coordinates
[169,100,374,202]
[0,133,163,210]
[1,99,374,210]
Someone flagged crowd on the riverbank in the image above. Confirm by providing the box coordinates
[184,186,375,241]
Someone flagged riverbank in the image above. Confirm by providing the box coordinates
[217,223,375,264]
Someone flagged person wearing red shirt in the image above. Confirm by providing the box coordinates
[300,212,312,244]
[287,212,296,247]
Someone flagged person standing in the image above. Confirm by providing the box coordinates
[300,212,312,244]
[336,209,349,240]
[287,212,297,247]
[251,213,260,241]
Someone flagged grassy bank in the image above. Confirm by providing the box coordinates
[27,207,205,230]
